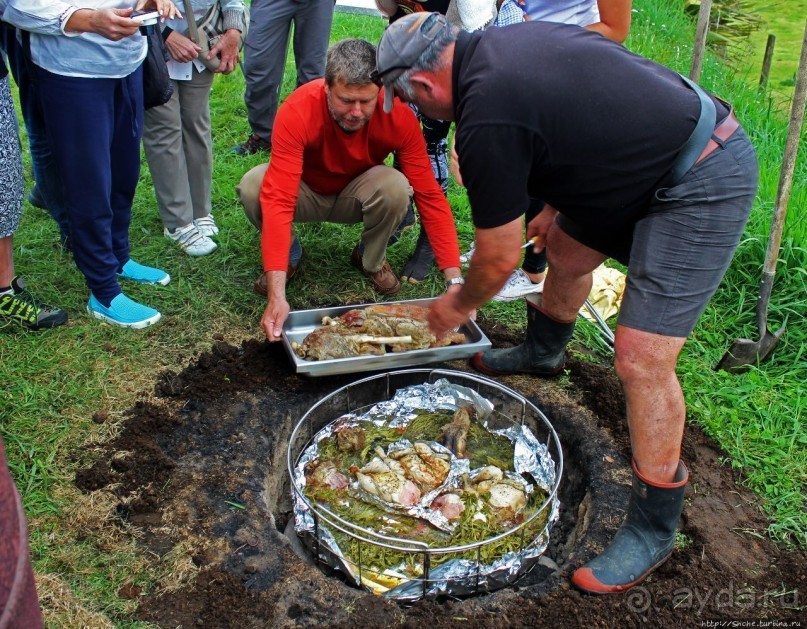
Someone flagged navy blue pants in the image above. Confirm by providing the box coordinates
[36,66,143,305]
[0,25,69,239]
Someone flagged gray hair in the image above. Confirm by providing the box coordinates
[390,25,459,101]
[325,39,377,87]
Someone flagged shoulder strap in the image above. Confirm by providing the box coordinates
[182,0,202,44]
[666,75,717,185]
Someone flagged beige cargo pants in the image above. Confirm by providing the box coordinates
[237,163,411,272]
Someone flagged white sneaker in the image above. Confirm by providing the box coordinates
[194,215,219,237]
[165,223,217,256]
[459,241,476,267]
[493,268,545,302]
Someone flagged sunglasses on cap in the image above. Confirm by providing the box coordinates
[369,65,412,88]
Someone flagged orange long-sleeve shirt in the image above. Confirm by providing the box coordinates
[259,79,460,273]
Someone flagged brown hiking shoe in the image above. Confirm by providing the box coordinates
[231,134,271,156]
[350,246,401,295]
[252,262,300,296]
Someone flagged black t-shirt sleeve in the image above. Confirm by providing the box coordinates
[458,124,537,229]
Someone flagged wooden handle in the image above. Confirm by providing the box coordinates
[763,18,807,278]
[689,0,713,82]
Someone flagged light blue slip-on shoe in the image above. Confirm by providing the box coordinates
[87,293,161,329]
[118,259,170,286]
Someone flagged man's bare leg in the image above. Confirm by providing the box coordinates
[572,320,690,594]
[540,223,606,319]
[614,326,687,483]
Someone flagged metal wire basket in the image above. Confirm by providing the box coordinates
[287,368,563,600]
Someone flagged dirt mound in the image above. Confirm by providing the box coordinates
[74,329,805,626]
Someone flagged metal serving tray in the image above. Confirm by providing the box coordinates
[282,297,491,376]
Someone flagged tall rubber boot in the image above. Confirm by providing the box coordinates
[471,294,575,376]
[572,460,689,594]
[401,228,436,283]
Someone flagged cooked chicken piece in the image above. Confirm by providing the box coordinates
[430,492,465,521]
[388,442,451,491]
[354,447,421,506]
[466,466,527,523]
[335,425,365,453]
[487,480,527,513]
[439,406,476,457]
[304,459,349,491]
[469,465,504,493]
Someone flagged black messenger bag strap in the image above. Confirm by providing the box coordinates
[664,75,717,186]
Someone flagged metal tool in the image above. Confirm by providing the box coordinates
[583,299,615,349]
[716,18,806,372]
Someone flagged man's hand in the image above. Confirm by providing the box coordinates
[525,204,558,252]
[165,30,201,62]
[261,297,290,341]
[208,29,240,74]
[429,290,471,337]
[260,270,290,341]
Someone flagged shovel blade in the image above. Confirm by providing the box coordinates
[715,325,786,373]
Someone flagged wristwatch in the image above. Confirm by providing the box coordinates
[446,277,465,287]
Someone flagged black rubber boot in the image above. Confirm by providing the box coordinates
[401,228,436,283]
[471,294,575,376]
[572,460,689,594]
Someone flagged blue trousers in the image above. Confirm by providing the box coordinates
[0,25,69,239]
[36,65,143,305]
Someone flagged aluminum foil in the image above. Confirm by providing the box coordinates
[292,378,559,601]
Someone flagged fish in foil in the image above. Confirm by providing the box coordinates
[292,303,467,361]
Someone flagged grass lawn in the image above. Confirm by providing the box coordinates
[0,0,805,623]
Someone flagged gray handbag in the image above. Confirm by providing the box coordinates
[183,0,249,72]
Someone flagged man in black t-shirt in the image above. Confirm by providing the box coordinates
[375,13,758,594]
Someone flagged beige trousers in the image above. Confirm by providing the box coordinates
[143,66,215,232]
[237,163,411,272]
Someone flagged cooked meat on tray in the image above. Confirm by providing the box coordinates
[292,303,467,361]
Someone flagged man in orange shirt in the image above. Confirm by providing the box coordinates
[237,38,463,342]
